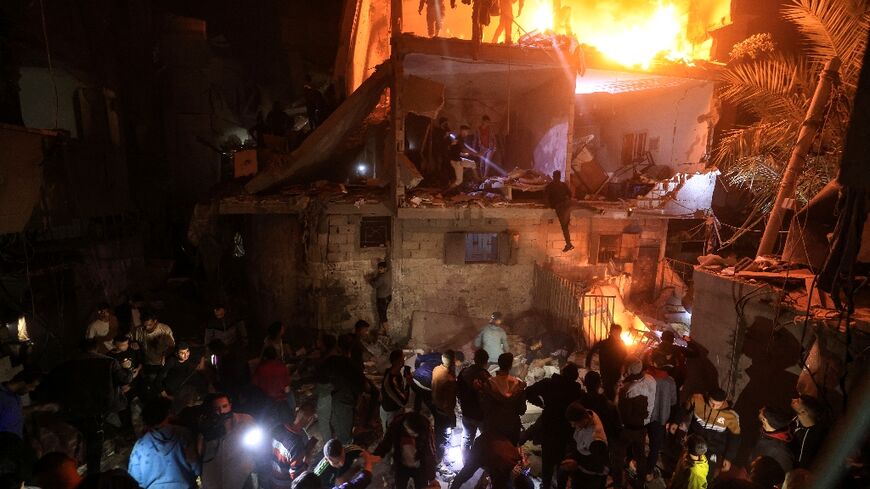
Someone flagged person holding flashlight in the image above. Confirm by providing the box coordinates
[199,393,257,489]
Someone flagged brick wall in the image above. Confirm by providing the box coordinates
[240,208,669,340]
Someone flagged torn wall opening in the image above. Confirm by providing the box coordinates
[402,53,573,190]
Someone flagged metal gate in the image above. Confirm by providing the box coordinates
[532,265,617,350]
[580,294,617,348]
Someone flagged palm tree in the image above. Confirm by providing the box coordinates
[713,0,870,215]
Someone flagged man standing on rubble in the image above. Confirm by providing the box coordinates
[545,170,575,252]
[585,323,627,400]
[446,126,482,190]
[418,0,450,38]
[474,312,508,368]
[492,0,523,45]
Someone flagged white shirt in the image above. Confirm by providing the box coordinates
[86,319,113,351]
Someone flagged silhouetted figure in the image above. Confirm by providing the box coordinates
[266,102,292,136]
[544,170,575,252]
[303,75,326,130]
[584,323,627,399]
[492,0,523,45]
[418,0,451,37]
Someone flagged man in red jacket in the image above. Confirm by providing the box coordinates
[253,346,294,419]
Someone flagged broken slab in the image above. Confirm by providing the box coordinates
[244,62,392,194]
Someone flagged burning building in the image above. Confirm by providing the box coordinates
[192,0,733,353]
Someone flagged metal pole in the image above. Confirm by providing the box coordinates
[757,57,841,257]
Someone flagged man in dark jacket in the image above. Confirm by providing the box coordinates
[411,351,442,413]
[157,343,205,404]
[671,388,741,480]
[456,348,491,454]
[544,170,575,252]
[579,371,622,441]
[480,353,526,445]
[373,412,436,488]
[789,395,827,469]
[751,407,793,474]
[449,432,528,489]
[585,323,627,399]
[525,362,583,488]
[49,339,134,474]
[646,352,677,484]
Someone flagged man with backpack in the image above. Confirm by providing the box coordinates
[615,357,656,488]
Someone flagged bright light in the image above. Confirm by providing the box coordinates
[356,163,368,175]
[621,330,636,346]
[17,316,29,341]
[242,426,264,448]
[447,445,464,467]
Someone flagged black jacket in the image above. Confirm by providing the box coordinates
[790,420,826,469]
[457,364,490,421]
[51,352,133,416]
[585,337,627,381]
[544,180,572,209]
[525,373,583,436]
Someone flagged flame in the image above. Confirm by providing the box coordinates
[620,329,636,346]
[518,0,729,70]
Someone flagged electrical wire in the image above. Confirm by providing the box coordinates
[37,0,59,129]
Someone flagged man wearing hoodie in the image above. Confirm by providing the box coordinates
[789,394,826,469]
[751,407,794,474]
[480,353,526,445]
[615,357,657,487]
[525,362,583,488]
[474,312,508,367]
[671,388,740,481]
[129,397,200,489]
[646,352,677,483]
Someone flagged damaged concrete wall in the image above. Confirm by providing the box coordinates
[232,206,668,342]
[577,79,714,179]
[517,75,573,177]
[389,209,668,337]
[243,215,311,334]
[307,210,393,332]
[690,269,816,461]
[347,0,391,92]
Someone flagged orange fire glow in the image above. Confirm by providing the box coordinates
[517,0,729,69]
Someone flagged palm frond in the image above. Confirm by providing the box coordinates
[713,120,800,170]
[783,0,870,72]
[717,55,812,120]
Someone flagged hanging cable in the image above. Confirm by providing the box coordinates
[38,0,59,129]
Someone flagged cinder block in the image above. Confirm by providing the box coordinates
[329,233,348,245]
[403,241,421,251]
[328,215,348,226]
[327,252,347,262]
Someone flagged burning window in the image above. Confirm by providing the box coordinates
[360,216,391,248]
[597,234,622,263]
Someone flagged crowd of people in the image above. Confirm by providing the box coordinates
[0,296,853,489]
